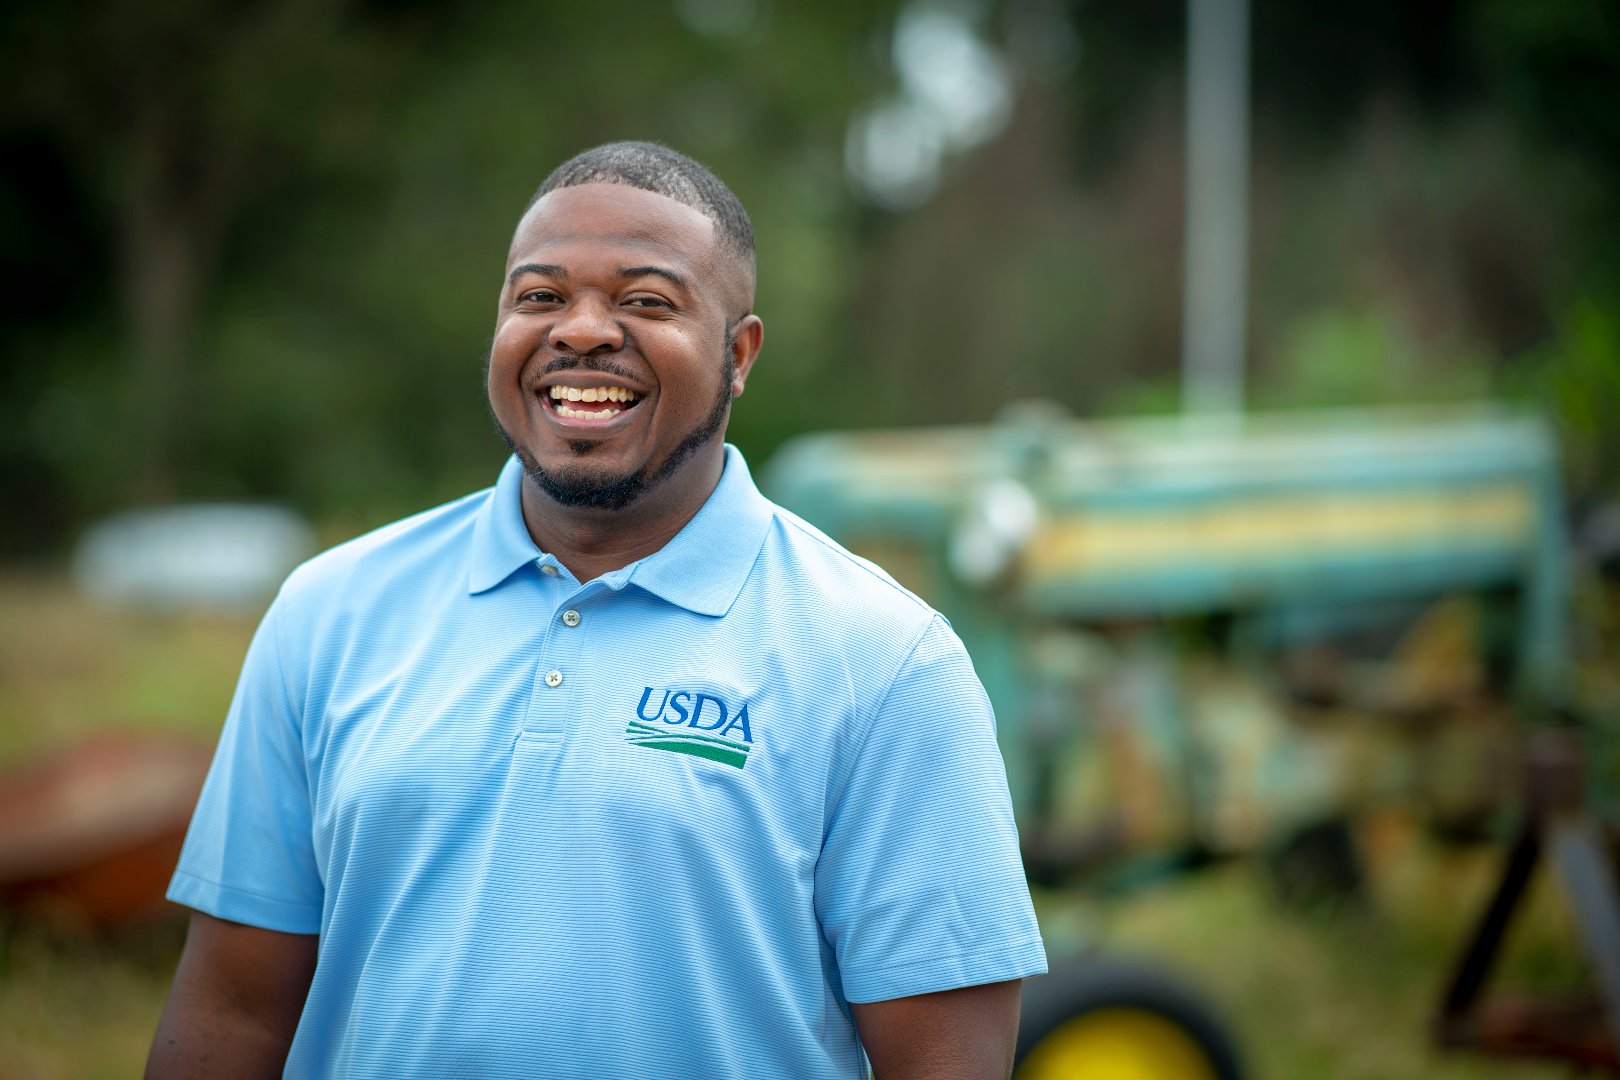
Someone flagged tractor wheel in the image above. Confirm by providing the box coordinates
[1015,954,1244,1080]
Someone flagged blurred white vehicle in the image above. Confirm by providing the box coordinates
[73,504,316,612]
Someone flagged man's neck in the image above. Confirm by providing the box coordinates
[517,451,725,583]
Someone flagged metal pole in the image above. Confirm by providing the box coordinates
[1182,0,1250,419]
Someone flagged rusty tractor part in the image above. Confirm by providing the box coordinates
[0,733,211,932]
[1437,728,1620,1073]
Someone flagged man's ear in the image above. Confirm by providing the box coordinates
[728,315,764,398]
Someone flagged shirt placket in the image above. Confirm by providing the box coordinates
[523,570,592,738]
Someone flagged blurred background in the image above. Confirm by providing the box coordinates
[1,0,1617,1077]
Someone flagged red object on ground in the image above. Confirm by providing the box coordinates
[0,733,210,932]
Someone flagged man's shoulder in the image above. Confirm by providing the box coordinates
[757,500,940,634]
[277,483,491,609]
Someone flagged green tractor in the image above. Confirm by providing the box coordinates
[766,402,1618,1077]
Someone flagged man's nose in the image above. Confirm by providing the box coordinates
[549,296,624,354]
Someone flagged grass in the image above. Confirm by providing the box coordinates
[1,919,188,1080]
[0,572,255,763]
[0,573,254,1079]
[0,574,1599,1079]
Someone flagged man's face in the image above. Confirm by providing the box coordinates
[488,183,761,512]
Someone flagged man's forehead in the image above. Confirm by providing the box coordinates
[508,183,718,265]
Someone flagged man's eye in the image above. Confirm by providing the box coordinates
[624,296,670,309]
[520,289,561,304]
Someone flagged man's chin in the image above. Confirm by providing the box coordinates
[520,453,647,512]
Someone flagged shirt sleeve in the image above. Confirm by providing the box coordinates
[814,615,1047,1003]
[167,595,324,934]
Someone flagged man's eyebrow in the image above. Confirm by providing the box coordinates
[618,265,688,290]
[507,263,566,285]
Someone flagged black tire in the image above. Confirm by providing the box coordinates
[1015,953,1245,1080]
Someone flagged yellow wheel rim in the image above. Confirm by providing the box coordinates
[1017,1007,1221,1080]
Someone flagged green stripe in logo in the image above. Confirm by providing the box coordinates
[625,720,750,769]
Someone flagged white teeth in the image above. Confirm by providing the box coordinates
[546,385,639,405]
[556,404,621,419]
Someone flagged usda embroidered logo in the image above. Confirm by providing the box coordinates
[627,686,755,769]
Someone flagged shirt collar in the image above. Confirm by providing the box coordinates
[467,446,776,617]
[466,454,544,595]
[625,445,776,616]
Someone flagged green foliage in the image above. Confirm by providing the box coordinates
[1266,307,1489,409]
[0,0,900,551]
[1504,295,1620,497]
[3,0,1619,553]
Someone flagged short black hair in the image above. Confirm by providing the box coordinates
[529,141,755,265]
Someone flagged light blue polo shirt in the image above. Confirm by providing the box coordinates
[170,445,1046,1078]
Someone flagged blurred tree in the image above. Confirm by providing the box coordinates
[850,0,1616,492]
[3,0,435,505]
[0,0,898,552]
[2,0,1616,556]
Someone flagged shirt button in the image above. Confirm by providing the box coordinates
[561,609,581,627]
[539,563,559,576]
[545,669,563,688]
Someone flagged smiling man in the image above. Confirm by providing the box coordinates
[147,142,1045,1080]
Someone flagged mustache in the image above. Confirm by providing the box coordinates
[480,340,643,391]
[540,353,640,381]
